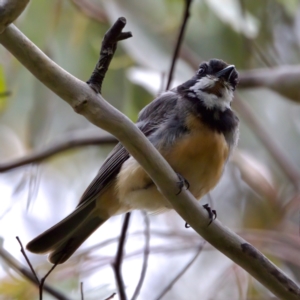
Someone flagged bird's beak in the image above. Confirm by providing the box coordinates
[216,65,235,81]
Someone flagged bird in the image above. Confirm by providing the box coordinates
[26,58,239,264]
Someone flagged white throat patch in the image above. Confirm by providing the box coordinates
[188,77,233,111]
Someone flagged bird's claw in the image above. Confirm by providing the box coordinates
[176,173,190,195]
[202,204,217,226]
[185,222,190,228]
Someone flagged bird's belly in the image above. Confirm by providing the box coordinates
[115,156,171,213]
[122,185,171,214]
[116,127,229,213]
[165,130,229,199]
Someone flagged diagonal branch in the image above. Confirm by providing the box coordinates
[16,237,60,300]
[0,133,117,172]
[0,239,70,300]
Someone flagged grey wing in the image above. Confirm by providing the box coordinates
[77,143,129,207]
[77,90,179,207]
[137,90,178,127]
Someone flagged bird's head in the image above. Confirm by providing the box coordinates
[179,59,238,111]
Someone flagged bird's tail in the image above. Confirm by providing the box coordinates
[26,200,108,264]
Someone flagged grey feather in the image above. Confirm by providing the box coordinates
[26,199,97,253]
[48,216,105,264]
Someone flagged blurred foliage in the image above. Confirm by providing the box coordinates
[1,0,300,299]
[0,276,36,300]
[0,65,8,113]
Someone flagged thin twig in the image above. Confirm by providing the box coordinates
[17,237,60,300]
[13,237,70,300]
[40,263,59,300]
[112,213,131,300]
[16,236,39,284]
[131,212,150,300]
[104,293,117,300]
[80,282,84,300]
[165,0,193,90]
[87,17,132,93]
[0,134,117,172]
[154,242,205,300]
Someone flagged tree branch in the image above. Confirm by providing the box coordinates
[112,213,131,300]
[87,17,132,94]
[16,236,60,300]
[0,239,70,300]
[238,65,300,103]
[0,22,300,299]
[80,282,84,300]
[0,133,117,172]
[0,0,29,33]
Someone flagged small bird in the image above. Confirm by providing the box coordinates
[26,59,239,264]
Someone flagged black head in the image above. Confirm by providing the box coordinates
[196,59,238,91]
[178,59,238,111]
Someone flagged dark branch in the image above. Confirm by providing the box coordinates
[10,237,70,300]
[16,237,63,300]
[131,212,150,300]
[80,282,84,300]
[87,17,132,94]
[16,236,39,284]
[39,263,59,300]
[112,213,131,300]
[165,0,193,90]
[0,134,117,172]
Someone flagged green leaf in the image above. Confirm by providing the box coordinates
[0,65,9,113]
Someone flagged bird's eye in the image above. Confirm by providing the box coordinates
[197,66,206,76]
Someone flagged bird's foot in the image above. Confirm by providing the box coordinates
[203,203,217,226]
[176,173,190,195]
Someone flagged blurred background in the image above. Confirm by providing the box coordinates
[1,0,300,299]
